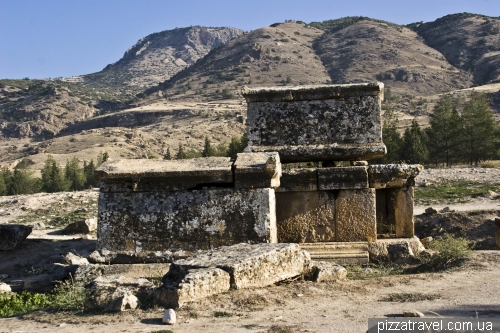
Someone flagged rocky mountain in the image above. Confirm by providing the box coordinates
[79,26,243,98]
[0,14,499,167]
[313,19,472,96]
[411,13,500,85]
[143,21,331,101]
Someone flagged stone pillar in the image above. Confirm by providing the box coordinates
[388,186,414,238]
[335,189,376,242]
[276,191,335,243]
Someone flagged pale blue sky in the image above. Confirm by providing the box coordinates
[1,0,499,79]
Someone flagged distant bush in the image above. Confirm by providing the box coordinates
[424,234,471,268]
[480,160,500,168]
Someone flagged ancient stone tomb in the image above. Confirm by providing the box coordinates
[96,82,422,263]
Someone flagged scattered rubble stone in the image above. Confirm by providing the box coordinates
[155,268,230,308]
[403,310,425,317]
[85,276,154,311]
[421,237,433,248]
[0,282,11,293]
[425,207,438,215]
[162,308,176,325]
[63,218,97,234]
[368,237,424,264]
[0,224,32,250]
[307,261,347,282]
[64,252,89,266]
[107,292,139,312]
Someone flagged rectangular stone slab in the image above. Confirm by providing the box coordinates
[95,157,233,191]
[275,168,318,192]
[242,83,385,162]
[170,243,310,289]
[276,191,335,243]
[97,188,277,254]
[154,268,230,308]
[234,152,281,189]
[368,164,423,189]
[318,166,368,190]
[335,189,376,242]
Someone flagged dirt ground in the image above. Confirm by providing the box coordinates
[1,251,500,333]
[0,168,499,333]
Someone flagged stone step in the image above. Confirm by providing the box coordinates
[300,242,369,264]
[300,242,368,253]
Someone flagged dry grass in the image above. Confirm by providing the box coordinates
[480,160,500,168]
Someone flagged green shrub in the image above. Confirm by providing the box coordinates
[426,234,471,268]
[0,291,52,317]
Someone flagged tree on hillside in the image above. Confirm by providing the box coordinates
[426,95,462,166]
[202,136,216,157]
[163,147,172,160]
[10,169,40,195]
[65,157,86,191]
[176,143,187,160]
[380,106,403,163]
[41,155,69,193]
[227,132,248,160]
[0,173,6,196]
[0,167,13,195]
[401,119,429,164]
[83,160,97,188]
[461,91,498,165]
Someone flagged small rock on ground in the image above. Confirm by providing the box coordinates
[403,310,425,317]
[162,309,176,325]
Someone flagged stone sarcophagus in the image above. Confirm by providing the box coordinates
[95,154,280,262]
[96,82,422,264]
[242,83,386,162]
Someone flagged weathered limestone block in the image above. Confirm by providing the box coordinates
[368,164,423,189]
[336,189,376,242]
[276,191,335,243]
[234,152,281,189]
[307,261,347,282]
[242,83,386,162]
[95,157,233,192]
[388,187,415,238]
[85,276,154,310]
[368,237,425,264]
[317,166,368,190]
[63,218,97,234]
[170,243,310,289]
[74,263,171,285]
[97,189,276,256]
[154,268,230,308]
[275,168,318,192]
[0,224,32,250]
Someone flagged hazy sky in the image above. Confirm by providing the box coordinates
[1,0,499,79]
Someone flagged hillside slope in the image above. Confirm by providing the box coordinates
[313,18,472,96]
[78,26,243,98]
[413,13,500,85]
[143,21,331,101]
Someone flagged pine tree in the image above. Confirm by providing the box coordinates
[461,91,498,165]
[41,155,69,192]
[164,147,172,160]
[380,106,403,163]
[0,174,6,196]
[202,136,216,157]
[97,151,109,166]
[401,119,429,164]
[84,160,97,188]
[10,169,40,195]
[65,157,86,191]
[0,167,13,195]
[176,143,187,159]
[426,95,462,166]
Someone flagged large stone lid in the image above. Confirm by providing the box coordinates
[242,82,384,103]
[95,157,233,184]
